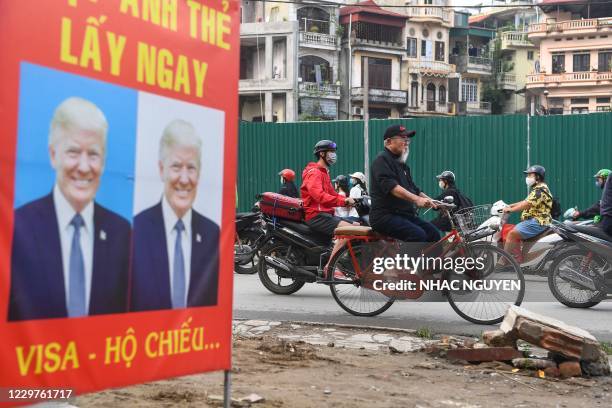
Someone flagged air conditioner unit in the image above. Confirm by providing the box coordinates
[352,106,363,116]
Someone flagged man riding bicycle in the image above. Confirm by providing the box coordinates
[369,125,440,243]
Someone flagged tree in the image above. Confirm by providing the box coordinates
[482,35,514,114]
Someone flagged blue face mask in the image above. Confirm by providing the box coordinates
[349,179,354,187]
[596,180,604,188]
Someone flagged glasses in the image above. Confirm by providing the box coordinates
[391,137,411,145]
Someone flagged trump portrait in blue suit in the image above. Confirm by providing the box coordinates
[8,97,131,321]
[130,119,219,311]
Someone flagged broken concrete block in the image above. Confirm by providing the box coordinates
[511,358,557,370]
[580,352,612,377]
[447,347,523,363]
[544,366,561,378]
[500,306,607,364]
[559,361,582,378]
[483,329,517,348]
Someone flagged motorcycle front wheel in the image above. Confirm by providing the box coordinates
[257,242,306,295]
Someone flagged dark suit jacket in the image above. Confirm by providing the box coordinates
[130,202,219,311]
[8,193,131,321]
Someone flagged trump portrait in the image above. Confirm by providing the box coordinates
[130,119,220,311]
[8,97,131,321]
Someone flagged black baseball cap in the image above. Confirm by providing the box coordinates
[383,124,416,140]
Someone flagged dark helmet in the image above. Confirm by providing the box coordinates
[523,165,545,180]
[313,140,337,156]
[278,169,296,182]
[333,175,349,190]
[436,170,456,184]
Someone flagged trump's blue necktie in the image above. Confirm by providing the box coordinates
[172,219,186,309]
[68,213,86,317]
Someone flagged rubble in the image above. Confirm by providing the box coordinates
[447,347,523,363]
[511,358,557,370]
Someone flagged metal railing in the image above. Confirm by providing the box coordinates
[468,56,492,68]
[298,82,341,96]
[351,37,403,49]
[299,31,337,47]
[351,87,407,104]
[299,18,331,35]
[529,17,612,34]
[463,101,491,113]
[500,73,517,88]
[527,71,612,83]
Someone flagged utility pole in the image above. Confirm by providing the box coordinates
[363,57,370,184]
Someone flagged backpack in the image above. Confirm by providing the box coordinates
[455,190,474,211]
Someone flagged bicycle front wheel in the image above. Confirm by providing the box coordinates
[328,242,395,317]
[445,242,525,325]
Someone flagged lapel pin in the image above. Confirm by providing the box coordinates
[100,230,107,241]
[196,233,202,243]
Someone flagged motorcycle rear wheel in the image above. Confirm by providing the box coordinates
[235,230,263,275]
[258,242,306,295]
[548,249,604,308]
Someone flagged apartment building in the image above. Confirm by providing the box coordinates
[449,12,495,115]
[239,1,344,122]
[468,0,539,114]
[526,0,612,114]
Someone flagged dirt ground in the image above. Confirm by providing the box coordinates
[76,328,612,408]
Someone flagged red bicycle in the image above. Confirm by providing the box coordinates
[325,201,525,325]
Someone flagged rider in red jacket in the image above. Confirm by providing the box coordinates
[301,140,357,275]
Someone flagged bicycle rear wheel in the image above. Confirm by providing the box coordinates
[445,242,524,325]
[328,242,395,317]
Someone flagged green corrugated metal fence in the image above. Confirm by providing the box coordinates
[238,113,612,216]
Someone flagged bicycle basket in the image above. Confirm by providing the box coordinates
[452,205,493,237]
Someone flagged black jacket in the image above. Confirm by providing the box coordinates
[370,148,421,220]
[576,201,601,220]
[432,187,473,232]
[279,181,299,198]
[601,177,612,217]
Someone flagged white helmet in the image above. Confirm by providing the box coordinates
[349,172,366,185]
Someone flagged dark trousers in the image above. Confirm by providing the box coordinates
[371,213,441,243]
[601,215,612,236]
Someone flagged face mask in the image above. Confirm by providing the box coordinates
[349,179,354,187]
[280,176,284,184]
[438,181,446,189]
[525,177,536,187]
[326,152,337,166]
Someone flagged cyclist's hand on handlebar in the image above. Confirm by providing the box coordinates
[416,197,430,208]
[429,199,439,209]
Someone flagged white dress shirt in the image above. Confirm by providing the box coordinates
[162,196,192,305]
[53,185,94,313]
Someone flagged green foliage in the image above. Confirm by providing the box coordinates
[482,35,515,114]
[416,327,433,339]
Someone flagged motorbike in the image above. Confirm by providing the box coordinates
[257,197,371,295]
[234,207,265,275]
[547,220,612,308]
[477,200,592,275]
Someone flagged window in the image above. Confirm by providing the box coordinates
[299,56,331,83]
[596,97,610,104]
[596,106,611,112]
[552,54,565,73]
[571,107,589,114]
[527,51,534,61]
[435,41,445,62]
[426,83,436,111]
[571,98,589,105]
[297,7,331,34]
[461,78,478,103]
[439,85,446,105]
[407,37,417,58]
[598,51,612,71]
[421,40,427,57]
[362,57,391,89]
[573,53,590,72]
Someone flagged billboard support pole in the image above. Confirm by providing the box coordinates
[223,370,232,408]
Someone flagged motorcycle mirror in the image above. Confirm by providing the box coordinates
[443,196,454,204]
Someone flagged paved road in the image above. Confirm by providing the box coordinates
[233,274,612,341]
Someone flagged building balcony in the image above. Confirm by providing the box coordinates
[349,37,405,52]
[457,101,491,115]
[500,73,517,90]
[239,78,294,93]
[404,101,456,116]
[407,6,452,26]
[528,17,612,41]
[500,31,533,49]
[298,82,341,99]
[408,59,456,76]
[299,31,338,49]
[351,87,407,105]
[450,55,492,75]
[526,71,612,89]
